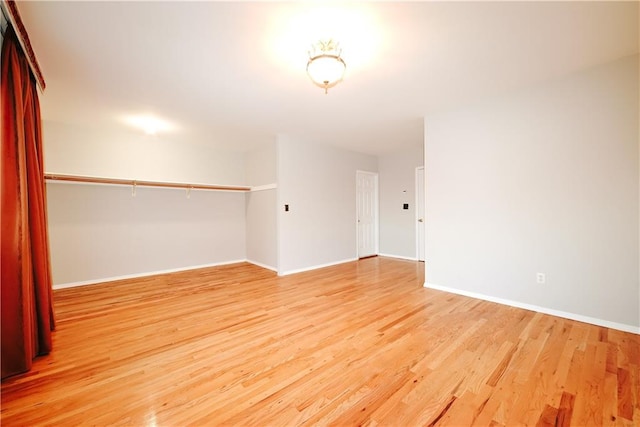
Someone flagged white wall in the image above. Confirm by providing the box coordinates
[43,122,249,286]
[246,190,277,270]
[47,183,246,286]
[245,142,277,270]
[277,136,378,274]
[378,145,424,259]
[245,141,277,187]
[44,121,246,185]
[424,55,639,330]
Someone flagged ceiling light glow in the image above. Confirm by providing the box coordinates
[267,4,382,77]
[123,114,175,135]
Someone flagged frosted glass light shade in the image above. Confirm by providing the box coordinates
[306,40,346,94]
[306,54,346,93]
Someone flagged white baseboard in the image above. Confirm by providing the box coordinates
[278,258,358,276]
[424,282,639,335]
[246,259,278,272]
[53,259,247,290]
[378,253,418,261]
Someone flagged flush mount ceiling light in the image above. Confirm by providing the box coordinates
[306,39,346,94]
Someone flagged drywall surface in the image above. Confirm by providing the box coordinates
[245,143,278,269]
[277,136,378,274]
[43,121,246,185]
[246,189,277,270]
[245,141,277,186]
[378,145,424,259]
[47,182,246,286]
[424,55,639,328]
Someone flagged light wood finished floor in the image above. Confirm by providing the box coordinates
[1,257,638,426]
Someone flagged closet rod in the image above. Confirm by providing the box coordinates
[44,173,251,192]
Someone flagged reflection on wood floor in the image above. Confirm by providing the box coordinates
[1,257,638,426]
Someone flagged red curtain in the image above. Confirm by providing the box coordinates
[1,25,55,379]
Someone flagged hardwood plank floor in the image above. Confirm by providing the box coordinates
[1,257,638,426]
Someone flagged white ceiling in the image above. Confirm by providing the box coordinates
[17,1,639,156]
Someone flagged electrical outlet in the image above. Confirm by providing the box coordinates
[536,273,546,284]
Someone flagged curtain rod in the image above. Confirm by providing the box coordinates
[44,173,251,192]
[1,0,46,91]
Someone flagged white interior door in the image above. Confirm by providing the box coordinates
[416,167,425,261]
[356,171,378,258]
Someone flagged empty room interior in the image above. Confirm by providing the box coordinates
[1,1,639,426]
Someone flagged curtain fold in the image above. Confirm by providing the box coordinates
[1,25,55,380]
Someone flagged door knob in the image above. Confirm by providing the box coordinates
[418,218,423,222]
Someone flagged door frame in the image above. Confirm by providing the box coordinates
[415,166,425,262]
[356,170,379,258]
